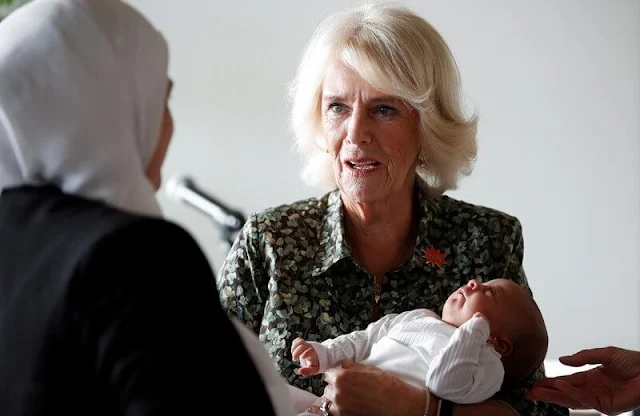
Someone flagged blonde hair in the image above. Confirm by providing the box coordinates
[288,2,478,195]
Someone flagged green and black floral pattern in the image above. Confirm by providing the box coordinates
[217,183,568,416]
[0,0,31,22]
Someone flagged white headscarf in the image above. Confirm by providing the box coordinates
[0,0,169,217]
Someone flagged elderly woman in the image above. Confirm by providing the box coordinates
[218,3,567,416]
[0,1,295,415]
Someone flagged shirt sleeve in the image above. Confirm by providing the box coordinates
[231,318,298,416]
[217,213,269,335]
[312,311,411,371]
[311,310,433,372]
[426,316,504,404]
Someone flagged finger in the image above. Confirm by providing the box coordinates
[560,347,611,367]
[323,360,358,383]
[338,360,372,372]
[526,386,585,409]
[291,344,305,359]
[306,404,321,415]
[534,373,587,388]
[323,366,339,384]
[298,366,319,377]
[531,378,561,389]
[324,360,374,386]
[328,399,337,416]
[553,380,595,408]
[291,338,304,350]
[293,345,313,361]
[300,351,318,365]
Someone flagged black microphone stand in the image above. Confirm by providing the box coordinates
[217,218,245,256]
[164,176,246,258]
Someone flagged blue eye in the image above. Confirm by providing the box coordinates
[374,104,397,117]
[328,103,344,114]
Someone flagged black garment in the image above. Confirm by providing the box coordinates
[0,185,275,416]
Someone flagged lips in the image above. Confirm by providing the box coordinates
[345,159,381,170]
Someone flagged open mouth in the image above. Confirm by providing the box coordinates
[346,160,381,170]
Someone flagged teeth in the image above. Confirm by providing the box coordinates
[349,161,377,167]
[351,164,377,170]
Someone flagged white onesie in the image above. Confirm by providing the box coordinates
[290,309,503,414]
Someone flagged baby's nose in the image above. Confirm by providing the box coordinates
[467,279,480,290]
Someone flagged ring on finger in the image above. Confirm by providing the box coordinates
[320,399,333,416]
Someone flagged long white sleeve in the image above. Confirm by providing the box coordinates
[232,318,297,416]
[310,309,438,373]
[424,316,504,404]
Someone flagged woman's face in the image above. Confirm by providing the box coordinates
[321,61,421,204]
[146,80,174,191]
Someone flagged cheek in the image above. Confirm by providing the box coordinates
[152,109,173,165]
[399,139,420,165]
[459,298,479,315]
[164,108,174,139]
[323,118,344,156]
[442,300,454,315]
[388,146,414,170]
[379,129,419,167]
[467,299,495,319]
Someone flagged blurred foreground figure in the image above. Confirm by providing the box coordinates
[0,1,295,415]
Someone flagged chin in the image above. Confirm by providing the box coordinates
[345,194,380,204]
[441,305,451,319]
[339,185,387,204]
[441,301,463,323]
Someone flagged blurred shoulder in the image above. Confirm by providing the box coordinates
[94,215,203,257]
[77,216,213,299]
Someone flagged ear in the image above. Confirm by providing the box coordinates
[489,334,513,357]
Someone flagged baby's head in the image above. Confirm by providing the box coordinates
[442,278,548,386]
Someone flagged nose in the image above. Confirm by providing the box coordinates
[346,105,373,145]
[466,279,480,291]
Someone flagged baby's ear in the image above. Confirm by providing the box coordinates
[489,334,513,357]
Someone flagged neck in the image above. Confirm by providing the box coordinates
[342,190,416,278]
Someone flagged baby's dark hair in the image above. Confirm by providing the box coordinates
[500,290,549,387]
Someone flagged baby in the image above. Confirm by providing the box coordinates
[289,278,548,412]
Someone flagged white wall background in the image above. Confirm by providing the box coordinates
[127,0,640,360]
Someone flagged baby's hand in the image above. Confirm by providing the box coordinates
[473,311,487,321]
[471,313,498,347]
[291,337,320,376]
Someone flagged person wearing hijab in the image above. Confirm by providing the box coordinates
[0,1,296,415]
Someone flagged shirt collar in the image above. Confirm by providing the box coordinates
[311,189,350,276]
[312,180,438,277]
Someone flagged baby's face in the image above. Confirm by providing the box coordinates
[442,278,526,331]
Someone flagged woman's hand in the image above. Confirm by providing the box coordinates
[292,337,321,376]
[526,346,640,415]
[320,361,428,416]
[320,361,517,416]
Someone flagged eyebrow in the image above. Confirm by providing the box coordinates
[321,94,401,104]
[490,286,501,299]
